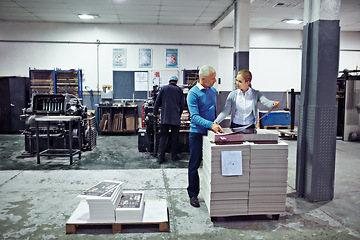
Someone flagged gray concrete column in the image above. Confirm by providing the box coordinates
[233,0,250,79]
[296,0,341,202]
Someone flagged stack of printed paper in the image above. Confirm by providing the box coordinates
[247,142,288,215]
[202,134,288,218]
[202,136,250,217]
[115,191,145,223]
[78,180,123,222]
[207,128,278,144]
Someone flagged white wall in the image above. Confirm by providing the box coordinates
[0,22,220,92]
[220,28,303,91]
[339,31,360,73]
[0,22,359,93]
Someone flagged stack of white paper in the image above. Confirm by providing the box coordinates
[207,128,278,143]
[202,136,250,217]
[202,135,288,218]
[78,180,123,222]
[115,191,145,223]
[248,142,288,215]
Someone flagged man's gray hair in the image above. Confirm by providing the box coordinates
[199,65,215,79]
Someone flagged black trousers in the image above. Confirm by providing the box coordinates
[158,124,180,161]
[230,122,255,129]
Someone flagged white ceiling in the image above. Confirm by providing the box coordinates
[0,0,359,31]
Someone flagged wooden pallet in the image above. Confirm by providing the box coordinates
[66,200,169,234]
[263,125,291,130]
[66,220,169,233]
[278,128,298,138]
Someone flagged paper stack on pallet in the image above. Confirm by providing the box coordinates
[207,128,278,144]
[115,191,145,223]
[202,133,288,218]
[248,142,288,215]
[78,180,123,222]
[202,137,251,217]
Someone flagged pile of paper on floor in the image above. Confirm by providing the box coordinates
[202,136,251,217]
[78,180,123,222]
[115,191,145,223]
[248,142,288,215]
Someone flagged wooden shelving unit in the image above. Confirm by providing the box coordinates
[29,69,55,96]
[29,68,83,100]
[183,69,199,87]
[98,106,138,134]
[56,69,82,97]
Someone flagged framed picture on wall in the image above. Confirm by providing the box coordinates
[166,49,178,68]
[113,48,127,67]
[139,48,152,67]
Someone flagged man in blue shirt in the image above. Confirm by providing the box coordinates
[154,75,184,163]
[186,65,223,208]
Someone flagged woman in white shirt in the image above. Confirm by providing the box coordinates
[215,70,280,129]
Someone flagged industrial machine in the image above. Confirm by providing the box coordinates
[337,69,360,141]
[138,84,190,155]
[21,93,96,156]
[138,85,160,154]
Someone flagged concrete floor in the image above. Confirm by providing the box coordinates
[0,134,359,239]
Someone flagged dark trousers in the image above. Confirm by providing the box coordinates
[158,124,180,161]
[230,122,255,129]
[187,132,205,198]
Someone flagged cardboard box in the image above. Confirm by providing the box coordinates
[125,116,135,131]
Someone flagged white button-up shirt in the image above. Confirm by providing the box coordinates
[233,88,255,125]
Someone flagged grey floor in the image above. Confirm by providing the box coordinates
[0,133,359,239]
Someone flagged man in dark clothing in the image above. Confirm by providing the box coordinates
[153,75,184,163]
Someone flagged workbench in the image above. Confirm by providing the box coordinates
[35,115,82,165]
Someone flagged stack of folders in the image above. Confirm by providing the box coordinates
[115,191,145,223]
[202,136,251,217]
[247,142,288,215]
[78,180,123,222]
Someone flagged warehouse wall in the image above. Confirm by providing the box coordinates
[0,22,359,94]
[218,28,303,92]
[0,22,220,92]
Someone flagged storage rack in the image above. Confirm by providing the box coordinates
[55,69,83,98]
[29,69,55,96]
[97,105,138,134]
[183,69,199,87]
[29,68,83,100]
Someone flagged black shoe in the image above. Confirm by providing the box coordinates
[190,196,200,208]
[172,156,180,161]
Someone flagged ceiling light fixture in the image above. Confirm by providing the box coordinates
[282,19,303,24]
[78,14,99,20]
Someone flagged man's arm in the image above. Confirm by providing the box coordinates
[153,89,163,115]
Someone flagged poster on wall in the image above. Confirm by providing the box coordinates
[139,48,152,68]
[113,48,127,67]
[166,49,178,67]
[134,72,148,91]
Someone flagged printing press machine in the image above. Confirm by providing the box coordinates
[138,85,190,155]
[21,93,96,161]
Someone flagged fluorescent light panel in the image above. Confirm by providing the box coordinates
[78,14,98,19]
[282,19,302,24]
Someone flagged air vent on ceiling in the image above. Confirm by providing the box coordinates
[274,2,300,8]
